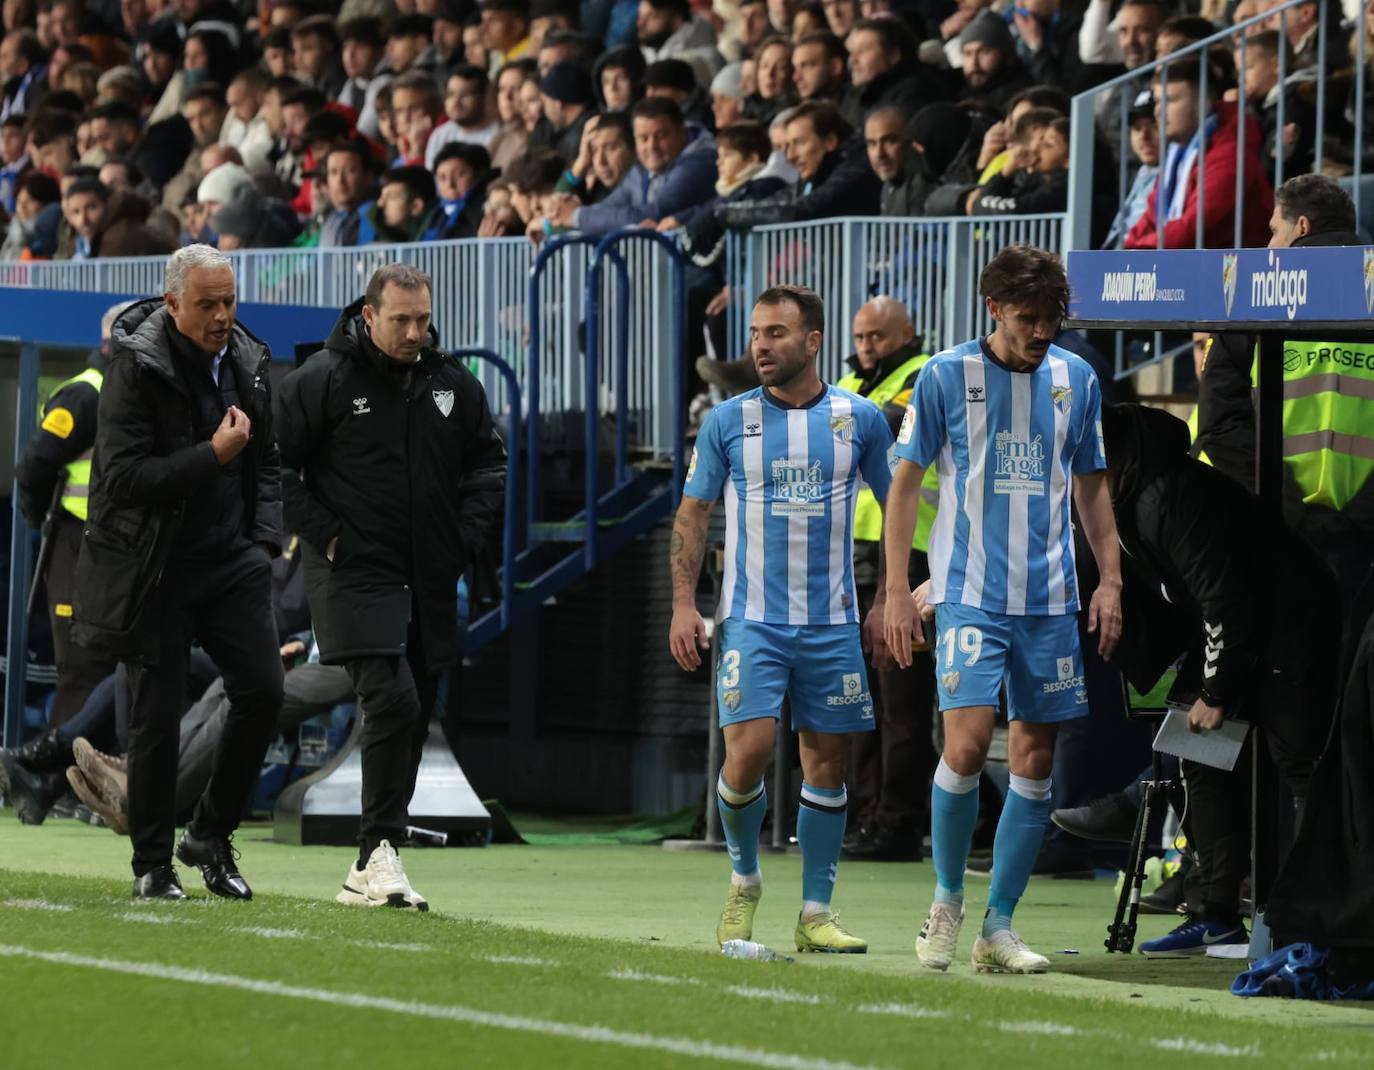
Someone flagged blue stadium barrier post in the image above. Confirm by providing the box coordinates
[4,339,40,749]
[584,245,631,558]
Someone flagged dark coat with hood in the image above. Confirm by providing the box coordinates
[856,56,951,119]
[717,135,881,227]
[1103,402,1337,713]
[71,299,282,659]
[55,190,177,261]
[273,299,506,673]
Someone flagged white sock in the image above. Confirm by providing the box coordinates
[801,899,830,919]
[731,868,761,889]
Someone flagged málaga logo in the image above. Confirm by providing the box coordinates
[1221,254,1238,317]
[1364,249,1374,315]
[771,458,825,516]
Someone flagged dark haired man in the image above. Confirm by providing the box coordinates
[846,17,947,118]
[793,31,858,126]
[370,164,438,243]
[426,64,501,169]
[275,263,505,909]
[883,245,1122,975]
[670,285,895,953]
[637,0,723,88]
[319,140,379,247]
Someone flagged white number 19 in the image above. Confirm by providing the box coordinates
[941,627,983,668]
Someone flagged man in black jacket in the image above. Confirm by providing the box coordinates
[1102,403,1340,957]
[275,263,505,911]
[72,245,285,902]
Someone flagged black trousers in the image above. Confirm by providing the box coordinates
[1181,643,1337,919]
[345,613,440,860]
[47,514,117,726]
[125,546,283,875]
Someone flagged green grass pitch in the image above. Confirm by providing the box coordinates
[1,820,1371,1068]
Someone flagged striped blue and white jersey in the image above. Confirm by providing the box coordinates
[685,385,894,625]
[894,339,1106,616]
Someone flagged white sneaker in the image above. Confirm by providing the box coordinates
[336,840,429,911]
[971,929,1050,974]
[915,901,964,971]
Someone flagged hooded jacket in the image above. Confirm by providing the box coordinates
[716,134,882,227]
[71,299,281,659]
[273,300,506,672]
[1125,100,1274,250]
[857,57,951,119]
[592,45,646,110]
[572,124,718,234]
[55,190,177,260]
[1104,403,1335,711]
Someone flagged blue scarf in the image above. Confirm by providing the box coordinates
[1160,110,1221,223]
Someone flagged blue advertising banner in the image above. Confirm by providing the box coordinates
[1067,247,1374,329]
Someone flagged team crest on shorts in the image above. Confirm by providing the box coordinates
[941,670,960,695]
[830,414,855,445]
[432,389,454,417]
[722,688,741,711]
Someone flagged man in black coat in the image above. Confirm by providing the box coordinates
[1102,403,1340,955]
[275,264,505,911]
[72,245,285,902]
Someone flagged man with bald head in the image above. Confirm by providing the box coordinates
[838,297,939,862]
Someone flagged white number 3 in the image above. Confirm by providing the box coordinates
[720,649,741,688]
[940,627,983,668]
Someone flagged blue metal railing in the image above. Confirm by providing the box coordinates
[3,339,40,749]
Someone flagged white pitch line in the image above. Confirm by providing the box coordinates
[481,954,557,966]
[3,899,74,913]
[119,912,189,925]
[1153,1038,1258,1058]
[232,926,310,941]
[0,944,886,1070]
[607,968,702,987]
[352,941,432,953]
[997,1021,1080,1037]
[855,1003,949,1020]
[725,985,823,1006]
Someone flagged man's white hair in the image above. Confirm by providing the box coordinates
[165,244,233,299]
[101,298,138,340]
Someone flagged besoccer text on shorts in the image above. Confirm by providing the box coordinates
[882,244,1124,975]
[668,284,896,955]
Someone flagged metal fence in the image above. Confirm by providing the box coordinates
[725,214,1065,379]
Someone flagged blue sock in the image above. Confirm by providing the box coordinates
[984,773,1053,936]
[931,757,981,904]
[797,782,847,912]
[716,774,766,882]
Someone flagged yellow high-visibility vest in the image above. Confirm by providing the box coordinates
[838,354,939,551]
[50,367,103,521]
[1281,341,1374,510]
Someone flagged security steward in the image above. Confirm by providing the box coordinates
[72,245,285,902]
[14,301,128,726]
[841,296,938,862]
[275,263,505,911]
[1195,174,1374,589]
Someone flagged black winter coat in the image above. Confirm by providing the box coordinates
[717,137,881,228]
[274,301,506,672]
[72,300,282,659]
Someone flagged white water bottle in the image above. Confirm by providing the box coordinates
[720,939,794,963]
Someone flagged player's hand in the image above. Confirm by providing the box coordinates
[1087,578,1122,660]
[1186,697,1225,733]
[279,639,306,660]
[669,604,709,671]
[863,597,896,670]
[705,286,730,318]
[655,215,681,232]
[211,406,251,464]
[884,590,920,670]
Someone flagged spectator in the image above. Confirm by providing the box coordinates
[741,36,796,126]
[94,66,144,112]
[433,0,469,83]
[319,139,380,246]
[386,14,439,77]
[518,65,544,132]
[847,17,948,119]
[644,57,712,130]
[56,176,174,257]
[181,26,239,95]
[422,142,493,239]
[221,69,274,175]
[549,96,716,234]
[504,146,566,226]
[370,163,439,242]
[261,25,296,79]
[793,31,858,126]
[196,159,253,229]
[464,19,490,69]
[1125,57,1273,249]
[530,58,595,162]
[1155,15,1224,60]
[867,102,970,217]
[1234,29,1317,184]
[823,0,858,39]
[791,2,827,38]
[735,0,772,57]
[536,27,587,75]
[489,59,535,169]
[709,61,744,129]
[477,175,523,234]
[1078,0,1165,155]
[637,0,724,87]
[212,182,301,249]
[527,111,635,239]
[426,64,502,169]
[98,156,148,196]
[530,0,579,50]
[338,17,390,140]
[971,84,1070,186]
[1101,89,1161,248]
[967,107,1069,215]
[28,110,78,177]
[594,43,646,112]
[44,41,91,99]
[1275,0,1343,73]
[391,69,444,165]
[1,169,60,259]
[1,112,28,211]
[267,78,314,190]
[291,15,348,101]
[719,100,880,225]
[163,83,229,219]
[958,12,1033,112]
[479,0,533,68]
[1,29,48,122]
[1009,0,1087,92]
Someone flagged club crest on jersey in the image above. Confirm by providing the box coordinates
[433,389,454,417]
[1051,385,1072,413]
[897,406,915,445]
[722,687,741,711]
[830,414,855,445]
[992,430,1045,496]
[771,458,824,516]
[941,670,960,694]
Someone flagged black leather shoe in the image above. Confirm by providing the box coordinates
[176,830,252,900]
[843,828,923,862]
[1049,792,1140,845]
[0,753,63,825]
[1139,870,1188,915]
[10,727,71,772]
[132,865,186,900]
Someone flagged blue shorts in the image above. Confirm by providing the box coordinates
[716,619,875,734]
[931,603,1088,723]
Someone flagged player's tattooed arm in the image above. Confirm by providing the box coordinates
[670,496,714,605]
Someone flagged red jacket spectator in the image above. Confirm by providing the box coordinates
[1125,101,1273,250]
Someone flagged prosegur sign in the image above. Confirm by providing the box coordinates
[1067,246,1374,328]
